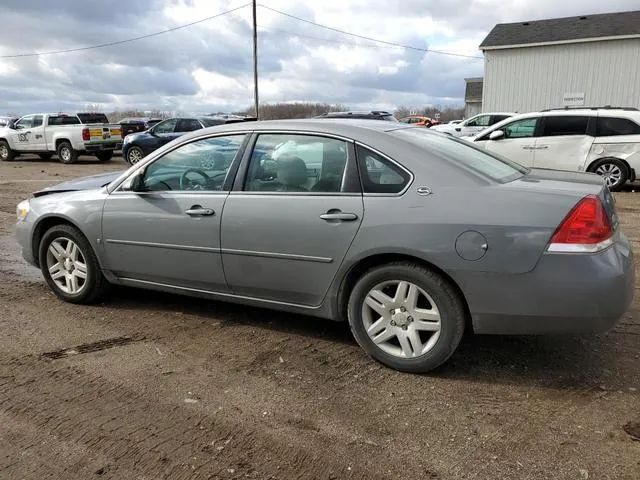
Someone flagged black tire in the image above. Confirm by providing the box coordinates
[56,141,79,164]
[347,262,465,373]
[0,140,15,161]
[589,158,628,192]
[38,153,53,161]
[96,151,113,162]
[126,146,145,165]
[38,224,109,304]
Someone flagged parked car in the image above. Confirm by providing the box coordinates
[431,112,514,137]
[472,107,640,191]
[0,112,122,163]
[14,120,633,373]
[118,117,162,138]
[315,111,398,122]
[398,116,438,127]
[122,115,257,165]
[447,120,463,125]
[0,116,18,128]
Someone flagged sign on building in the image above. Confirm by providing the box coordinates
[562,92,585,107]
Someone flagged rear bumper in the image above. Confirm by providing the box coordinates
[459,233,635,334]
[85,143,122,152]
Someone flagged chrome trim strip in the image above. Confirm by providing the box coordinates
[117,277,320,310]
[221,248,332,263]
[105,239,220,253]
[227,191,360,197]
[546,237,614,254]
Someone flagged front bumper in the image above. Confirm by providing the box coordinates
[458,234,635,334]
[15,218,37,267]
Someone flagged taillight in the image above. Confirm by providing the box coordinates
[548,194,614,253]
[82,128,90,141]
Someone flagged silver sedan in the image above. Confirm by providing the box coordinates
[14,120,635,372]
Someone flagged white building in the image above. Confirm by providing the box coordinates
[480,10,640,113]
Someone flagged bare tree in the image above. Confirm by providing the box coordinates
[243,102,348,120]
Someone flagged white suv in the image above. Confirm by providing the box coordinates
[472,107,640,191]
[431,112,514,137]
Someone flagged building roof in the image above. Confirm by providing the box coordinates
[464,78,483,103]
[480,10,640,50]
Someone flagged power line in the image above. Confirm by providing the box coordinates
[257,4,483,60]
[0,3,251,59]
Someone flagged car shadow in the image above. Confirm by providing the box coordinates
[100,286,638,391]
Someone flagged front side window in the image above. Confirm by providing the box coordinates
[32,115,43,127]
[357,145,410,194]
[502,118,538,139]
[596,117,640,136]
[466,115,490,127]
[245,134,349,193]
[141,135,246,192]
[15,116,33,129]
[153,118,178,134]
[541,116,588,136]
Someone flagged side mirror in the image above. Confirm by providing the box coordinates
[148,127,157,136]
[121,169,145,192]
[14,124,25,130]
[455,127,462,132]
[489,130,505,141]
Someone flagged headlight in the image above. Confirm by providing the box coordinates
[16,199,30,221]
[123,134,131,145]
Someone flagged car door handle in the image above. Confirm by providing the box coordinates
[522,145,535,150]
[536,145,548,150]
[320,212,358,221]
[185,206,215,216]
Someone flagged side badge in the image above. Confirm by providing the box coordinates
[416,186,432,196]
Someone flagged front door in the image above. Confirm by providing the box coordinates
[458,114,492,137]
[533,115,593,171]
[101,134,248,291]
[221,133,363,306]
[483,117,539,167]
[11,115,39,152]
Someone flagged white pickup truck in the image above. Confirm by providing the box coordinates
[0,112,122,164]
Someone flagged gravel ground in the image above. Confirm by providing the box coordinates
[1,155,639,479]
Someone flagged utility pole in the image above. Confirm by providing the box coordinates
[252,0,259,119]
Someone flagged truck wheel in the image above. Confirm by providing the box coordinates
[96,152,113,162]
[38,153,53,161]
[0,140,15,161]
[56,141,79,164]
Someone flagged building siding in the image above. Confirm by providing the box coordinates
[482,38,640,113]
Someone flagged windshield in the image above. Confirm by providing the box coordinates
[77,113,110,124]
[392,128,528,183]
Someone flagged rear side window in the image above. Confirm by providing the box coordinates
[542,116,588,136]
[48,116,81,126]
[596,117,640,136]
[356,145,410,194]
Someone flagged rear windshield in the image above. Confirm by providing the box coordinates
[77,113,110,124]
[393,128,528,183]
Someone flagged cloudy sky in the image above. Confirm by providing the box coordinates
[0,0,638,115]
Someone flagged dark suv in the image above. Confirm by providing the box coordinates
[315,111,398,122]
[121,115,257,165]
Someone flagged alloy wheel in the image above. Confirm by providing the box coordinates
[60,147,71,163]
[361,280,441,358]
[0,144,8,159]
[128,148,143,164]
[595,163,622,188]
[46,237,88,295]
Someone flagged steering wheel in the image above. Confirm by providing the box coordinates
[180,168,211,190]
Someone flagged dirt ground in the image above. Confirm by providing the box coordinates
[0,155,638,480]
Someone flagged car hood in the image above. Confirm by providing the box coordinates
[33,170,125,197]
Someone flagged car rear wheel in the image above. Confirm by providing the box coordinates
[39,224,109,304]
[126,146,145,165]
[96,151,113,162]
[347,262,465,373]
[0,140,15,161]
[56,141,79,164]
[590,158,628,191]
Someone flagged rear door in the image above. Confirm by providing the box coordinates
[534,115,593,171]
[221,133,363,306]
[480,117,540,167]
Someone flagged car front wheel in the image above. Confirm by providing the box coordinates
[0,140,15,161]
[347,262,465,373]
[39,224,109,304]
[126,146,145,165]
